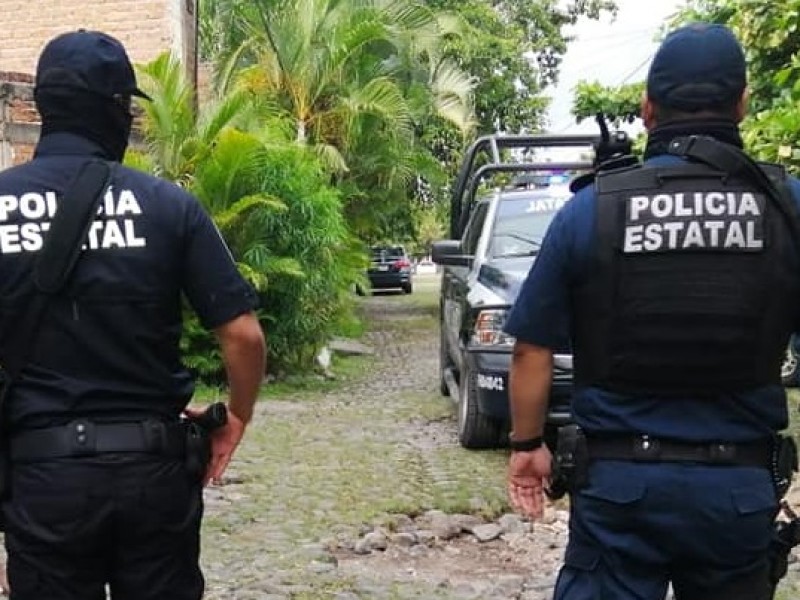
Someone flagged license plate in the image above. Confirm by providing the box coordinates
[378,265,389,271]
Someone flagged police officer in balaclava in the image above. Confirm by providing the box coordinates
[0,30,265,599]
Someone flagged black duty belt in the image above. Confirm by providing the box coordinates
[586,435,772,468]
[10,419,186,462]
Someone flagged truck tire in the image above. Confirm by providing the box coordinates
[439,326,452,396]
[458,364,502,449]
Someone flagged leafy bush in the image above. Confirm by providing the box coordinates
[744,98,800,172]
[188,129,366,376]
[572,81,643,127]
[132,54,366,381]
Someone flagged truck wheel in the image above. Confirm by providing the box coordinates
[439,326,452,396]
[402,282,413,294]
[458,365,502,449]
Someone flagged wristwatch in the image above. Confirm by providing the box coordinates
[508,434,544,452]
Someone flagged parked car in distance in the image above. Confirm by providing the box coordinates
[415,258,438,275]
[367,245,413,294]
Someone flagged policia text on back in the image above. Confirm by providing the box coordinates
[0,162,229,507]
[549,134,800,598]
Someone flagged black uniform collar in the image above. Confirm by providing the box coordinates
[643,119,743,160]
[34,132,110,159]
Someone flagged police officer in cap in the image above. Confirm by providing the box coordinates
[504,23,800,599]
[0,30,266,599]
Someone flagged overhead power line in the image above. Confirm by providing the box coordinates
[567,26,660,44]
[616,52,656,86]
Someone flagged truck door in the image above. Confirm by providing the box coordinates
[442,201,489,372]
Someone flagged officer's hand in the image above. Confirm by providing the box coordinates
[204,409,246,486]
[507,446,552,520]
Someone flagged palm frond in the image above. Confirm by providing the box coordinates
[313,143,350,174]
[343,77,412,133]
[215,193,288,230]
[198,88,253,144]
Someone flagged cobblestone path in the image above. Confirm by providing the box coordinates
[200,277,555,599]
[194,275,800,599]
[1,276,799,598]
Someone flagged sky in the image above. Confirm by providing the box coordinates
[544,0,689,134]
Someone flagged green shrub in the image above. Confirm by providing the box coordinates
[186,129,365,377]
[133,54,367,381]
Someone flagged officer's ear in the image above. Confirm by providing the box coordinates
[641,92,657,131]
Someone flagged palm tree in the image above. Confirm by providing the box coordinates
[206,0,475,171]
[133,53,256,185]
[131,52,366,374]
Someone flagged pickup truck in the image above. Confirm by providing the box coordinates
[432,134,599,449]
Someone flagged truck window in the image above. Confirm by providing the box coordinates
[488,192,570,258]
[461,202,489,256]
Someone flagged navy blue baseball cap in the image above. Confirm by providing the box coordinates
[35,29,151,101]
[646,23,746,111]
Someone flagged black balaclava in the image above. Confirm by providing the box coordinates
[35,87,133,162]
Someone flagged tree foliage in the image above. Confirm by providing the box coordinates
[676,1,800,113]
[570,1,800,173]
[200,0,477,244]
[674,0,800,170]
[423,0,617,134]
[132,54,364,378]
[572,81,642,126]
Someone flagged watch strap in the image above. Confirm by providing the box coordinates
[509,435,544,451]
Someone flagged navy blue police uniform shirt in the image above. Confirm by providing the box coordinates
[505,154,800,443]
[0,133,258,429]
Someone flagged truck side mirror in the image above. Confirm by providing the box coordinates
[432,240,472,267]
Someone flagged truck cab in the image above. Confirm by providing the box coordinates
[433,134,599,449]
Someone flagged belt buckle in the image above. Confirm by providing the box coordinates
[632,435,661,461]
[709,442,736,464]
[68,419,96,456]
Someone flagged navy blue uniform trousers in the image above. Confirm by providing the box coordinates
[553,460,777,600]
[2,454,203,600]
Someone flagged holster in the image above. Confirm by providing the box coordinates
[767,435,800,595]
[546,424,589,500]
[771,434,798,500]
[183,402,228,482]
[769,516,800,590]
[184,422,211,482]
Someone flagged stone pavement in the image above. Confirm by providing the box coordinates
[3,275,800,599]
[200,280,568,599]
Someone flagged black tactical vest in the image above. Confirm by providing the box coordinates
[572,161,800,395]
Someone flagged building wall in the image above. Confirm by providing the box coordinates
[0,0,197,169]
[0,74,38,168]
[0,0,196,75]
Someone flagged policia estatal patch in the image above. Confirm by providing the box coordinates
[623,191,766,253]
